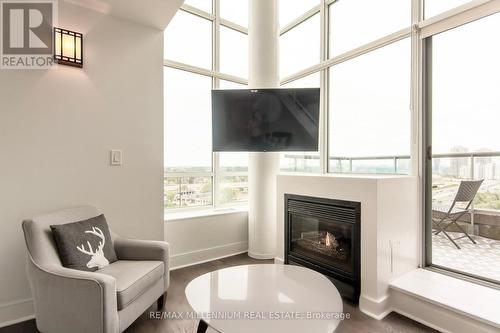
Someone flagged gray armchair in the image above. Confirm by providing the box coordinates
[21,206,170,333]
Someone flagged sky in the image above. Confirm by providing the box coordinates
[431,13,500,153]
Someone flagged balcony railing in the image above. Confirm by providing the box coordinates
[283,152,500,210]
[284,151,500,175]
[329,155,411,174]
[283,154,412,174]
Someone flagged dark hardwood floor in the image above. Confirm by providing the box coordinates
[1,253,437,333]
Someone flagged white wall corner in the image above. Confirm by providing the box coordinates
[373,177,420,301]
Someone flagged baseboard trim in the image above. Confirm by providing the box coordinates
[247,251,275,259]
[0,314,35,329]
[274,257,284,264]
[0,298,34,329]
[359,294,392,320]
[170,241,249,270]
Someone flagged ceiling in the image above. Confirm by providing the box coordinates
[64,0,184,30]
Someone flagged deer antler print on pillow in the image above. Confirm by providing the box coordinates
[76,227,110,269]
[51,214,118,271]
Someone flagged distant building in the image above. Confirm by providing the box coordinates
[450,146,469,178]
[459,165,470,179]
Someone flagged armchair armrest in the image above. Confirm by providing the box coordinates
[27,257,118,333]
[113,237,170,290]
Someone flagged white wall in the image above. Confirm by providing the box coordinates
[165,212,249,269]
[0,2,164,326]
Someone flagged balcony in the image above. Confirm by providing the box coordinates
[431,151,500,283]
[283,152,500,283]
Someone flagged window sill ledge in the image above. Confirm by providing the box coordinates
[390,268,500,328]
[165,205,248,222]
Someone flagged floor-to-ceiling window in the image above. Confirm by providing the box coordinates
[164,0,249,210]
[280,73,321,172]
[425,11,500,284]
[278,0,500,285]
[278,0,412,174]
[279,2,321,172]
[328,39,411,174]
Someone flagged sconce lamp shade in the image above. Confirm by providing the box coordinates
[54,28,83,67]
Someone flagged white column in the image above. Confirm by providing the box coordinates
[247,0,280,259]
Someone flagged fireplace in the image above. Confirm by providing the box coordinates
[284,194,361,302]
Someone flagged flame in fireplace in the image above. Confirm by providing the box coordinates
[325,232,331,246]
[299,231,339,249]
[325,232,337,247]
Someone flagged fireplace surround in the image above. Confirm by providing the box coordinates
[284,194,361,302]
[277,174,419,318]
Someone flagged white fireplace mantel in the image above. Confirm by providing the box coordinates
[275,173,419,318]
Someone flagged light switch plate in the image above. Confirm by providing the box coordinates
[110,150,123,166]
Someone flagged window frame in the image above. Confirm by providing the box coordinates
[422,9,500,289]
[165,0,500,287]
[279,12,321,79]
[279,0,500,286]
[326,37,412,173]
[280,0,499,177]
[279,0,414,175]
[164,1,249,211]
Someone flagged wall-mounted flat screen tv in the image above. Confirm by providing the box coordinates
[212,88,320,152]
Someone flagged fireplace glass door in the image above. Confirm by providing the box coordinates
[289,213,354,276]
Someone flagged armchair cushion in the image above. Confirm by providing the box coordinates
[97,260,164,310]
[50,214,118,271]
[113,237,170,292]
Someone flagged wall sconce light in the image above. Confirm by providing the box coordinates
[54,28,83,68]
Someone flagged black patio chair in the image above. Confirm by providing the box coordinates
[432,179,484,249]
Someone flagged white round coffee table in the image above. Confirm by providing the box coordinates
[185,264,343,333]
